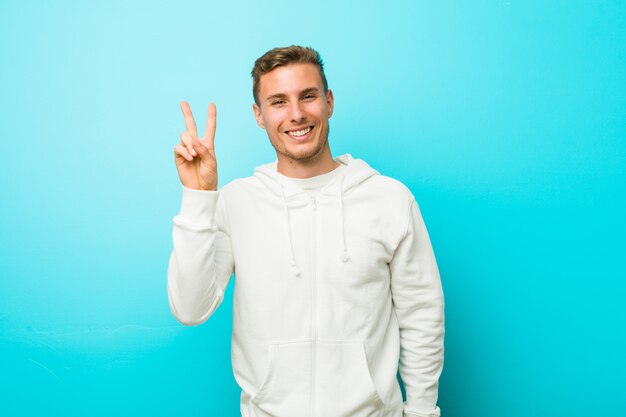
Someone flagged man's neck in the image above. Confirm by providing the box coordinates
[277,150,340,179]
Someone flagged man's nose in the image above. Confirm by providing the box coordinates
[288,101,306,122]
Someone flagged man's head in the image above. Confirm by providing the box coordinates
[251,46,334,172]
[251,45,328,106]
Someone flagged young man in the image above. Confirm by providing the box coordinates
[168,46,445,417]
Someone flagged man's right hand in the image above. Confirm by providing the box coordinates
[174,101,218,191]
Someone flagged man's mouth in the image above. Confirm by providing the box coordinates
[286,126,313,139]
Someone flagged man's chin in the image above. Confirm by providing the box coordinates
[280,145,327,163]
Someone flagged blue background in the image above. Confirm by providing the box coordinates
[1,1,624,416]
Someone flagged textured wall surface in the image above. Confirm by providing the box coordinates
[1,1,624,416]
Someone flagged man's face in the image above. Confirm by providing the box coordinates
[253,63,334,165]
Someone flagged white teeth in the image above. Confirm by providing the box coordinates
[288,127,312,137]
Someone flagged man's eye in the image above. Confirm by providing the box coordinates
[303,94,315,100]
[272,100,286,106]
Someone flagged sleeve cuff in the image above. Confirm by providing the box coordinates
[403,404,441,417]
[176,185,219,224]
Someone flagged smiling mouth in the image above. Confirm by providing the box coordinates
[286,126,313,139]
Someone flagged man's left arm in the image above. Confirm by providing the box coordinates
[389,197,445,417]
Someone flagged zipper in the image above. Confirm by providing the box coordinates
[310,195,318,417]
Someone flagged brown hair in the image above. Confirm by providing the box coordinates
[251,45,328,105]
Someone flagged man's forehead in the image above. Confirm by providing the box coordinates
[259,63,324,98]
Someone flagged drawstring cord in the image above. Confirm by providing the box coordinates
[339,175,350,263]
[281,185,301,277]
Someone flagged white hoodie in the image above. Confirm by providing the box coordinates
[168,154,445,417]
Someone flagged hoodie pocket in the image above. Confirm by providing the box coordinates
[250,340,311,417]
[317,340,385,417]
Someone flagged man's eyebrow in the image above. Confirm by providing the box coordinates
[300,87,321,96]
[265,93,287,102]
[265,88,322,102]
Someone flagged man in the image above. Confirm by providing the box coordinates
[168,45,445,417]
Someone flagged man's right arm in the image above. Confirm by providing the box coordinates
[168,101,233,325]
[167,186,234,326]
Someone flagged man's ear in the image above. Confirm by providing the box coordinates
[252,103,265,129]
[326,89,334,118]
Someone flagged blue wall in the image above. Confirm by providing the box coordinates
[1,1,624,416]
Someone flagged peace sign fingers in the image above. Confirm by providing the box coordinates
[174,100,219,190]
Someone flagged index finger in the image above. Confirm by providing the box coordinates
[180,101,199,139]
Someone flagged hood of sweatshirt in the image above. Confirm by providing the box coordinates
[253,153,379,277]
